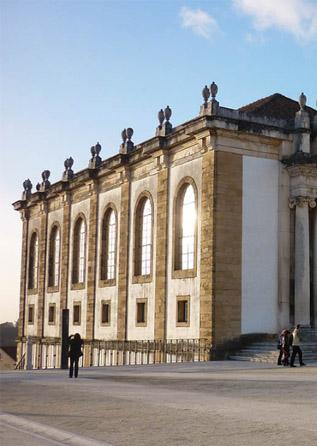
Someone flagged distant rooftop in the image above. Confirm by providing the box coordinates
[239,93,317,122]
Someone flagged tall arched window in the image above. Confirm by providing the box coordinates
[72,216,86,284]
[48,225,60,288]
[174,182,197,271]
[100,207,117,281]
[28,232,38,289]
[134,196,153,276]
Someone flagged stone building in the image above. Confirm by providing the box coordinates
[13,84,317,365]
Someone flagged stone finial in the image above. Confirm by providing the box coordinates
[299,92,307,110]
[126,128,134,141]
[200,81,219,116]
[89,142,102,169]
[22,179,32,200]
[202,85,210,106]
[158,109,164,126]
[62,157,74,181]
[120,128,134,154]
[156,106,173,137]
[121,129,127,144]
[40,170,51,191]
[210,81,218,100]
[164,106,172,122]
[36,183,41,192]
[313,100,317,133]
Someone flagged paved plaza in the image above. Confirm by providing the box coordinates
[1,361,317,445]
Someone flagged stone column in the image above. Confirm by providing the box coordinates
[154,155,169,340]
[60,192,71,316]
[17,209,29,362]
[313,206,317,326]
[117,169,130,340]
[37,201,49,338]
[291,197,311,325]
[85,182,99,345]
[199,148,215,344]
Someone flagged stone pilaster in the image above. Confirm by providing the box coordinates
[154,157,169,340]
[60,192,71,317]
[213,151,243,346]
[85,182,99,342]
[313,206,317,326]
[199,149,215,343]
[37,201,49,338]
[117,170,130,340]
[289,197,315,325]
[17,209,29,362]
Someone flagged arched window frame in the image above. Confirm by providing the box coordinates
[48,223,61,290]
[72,214,87,286]
[100,204,118,285]
[28,230,39,291]
[173,178,198,278]
[133,192,154,281]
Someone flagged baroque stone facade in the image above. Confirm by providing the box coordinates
[13,85,317,362]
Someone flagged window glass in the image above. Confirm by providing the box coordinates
[107,210,116,280]
[73,304,81,325]
[78,220,86,283]
[181,185,196,270]
[141,199,152,275]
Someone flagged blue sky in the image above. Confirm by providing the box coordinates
[0,0,316,322]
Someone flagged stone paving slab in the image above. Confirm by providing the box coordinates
[1,361,317,445]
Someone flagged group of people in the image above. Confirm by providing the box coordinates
[277,324,306,367]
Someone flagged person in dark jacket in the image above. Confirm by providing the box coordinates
[280,329,291,366]
[68,333,83,378]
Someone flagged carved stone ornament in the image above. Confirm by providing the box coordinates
[289,197,317,208]
[210,81,218,100]
[40,170,51,191]
[121,129,127,144]
[202,85,210,105]
[22,178,32,200]
[158,109,164,126]
[63,157,74,181]
[164,106,172,122]
[126,128,134,141]
[299,92,307,110]
[89,142,102,169]
[120,128,134,154]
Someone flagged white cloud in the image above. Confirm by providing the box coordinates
[233,0,317,42]
[180,6,218,39]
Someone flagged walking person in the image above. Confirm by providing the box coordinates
[277,329,284,365]
[290,324,306,367]
[68,333,83,378]
[280,329,290,366]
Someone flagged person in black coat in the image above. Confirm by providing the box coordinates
[68,333,83,378]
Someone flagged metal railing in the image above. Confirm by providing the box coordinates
[17,338,211,370]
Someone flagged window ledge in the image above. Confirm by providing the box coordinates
[132,274,152,284]
[27,288,38,295]
[71,283,85,291]
[99,279,116,288]
[172,269,196,279]
[47,286,59,293]
[176,322,190,327]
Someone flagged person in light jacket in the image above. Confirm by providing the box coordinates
[290,324,306,367]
